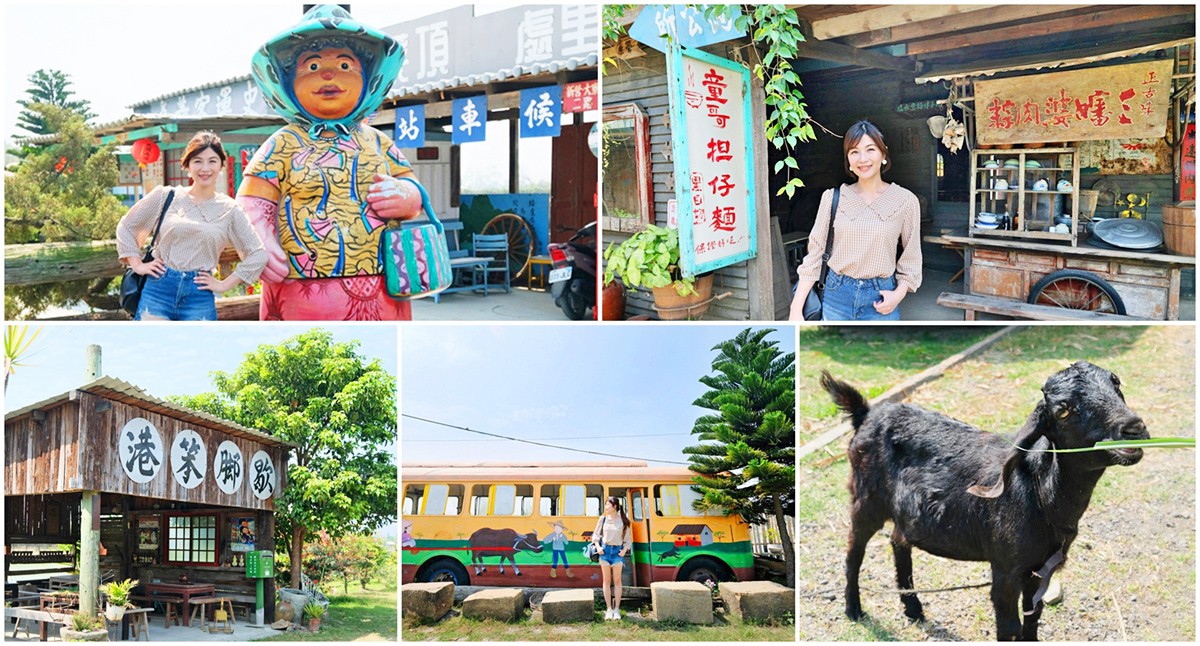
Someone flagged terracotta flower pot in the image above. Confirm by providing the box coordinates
[651,274,714,320]
[307,618,320,632]
[601,282,626,320]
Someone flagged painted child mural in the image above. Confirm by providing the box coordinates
[238,5,423,320]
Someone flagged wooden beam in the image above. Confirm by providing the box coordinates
[907,5,1196,56]
[794,36,917,73]
[841,5,1085,48]
[810,5,1000,41]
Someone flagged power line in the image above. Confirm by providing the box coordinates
[405,432,690,442]
[401,414,691,465]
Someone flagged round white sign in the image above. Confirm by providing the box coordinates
[119,418,164,484]
[213,440,244,495]
[249,450,277,500]
[170,429,207,489]
[588,122,600,158]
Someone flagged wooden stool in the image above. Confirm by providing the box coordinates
[164,601,180,628]
[127,608,152,641]
[188,596,222,630]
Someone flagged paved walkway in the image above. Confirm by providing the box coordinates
[411,286,580,321]
[9,611,289,642]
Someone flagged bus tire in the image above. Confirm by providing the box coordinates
[420,559,470,586]
[677,556,732,584]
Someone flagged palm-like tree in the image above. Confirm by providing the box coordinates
[4,325,44,393]
[684,328,796,586]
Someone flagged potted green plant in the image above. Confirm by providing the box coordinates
[302,601,325,632]
[602,224,714,319]
[100,578,139,621]
[62,612,107,642]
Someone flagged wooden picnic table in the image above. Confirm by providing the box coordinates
[141,582,215,627]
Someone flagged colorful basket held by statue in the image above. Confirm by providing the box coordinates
[382,178,452,299]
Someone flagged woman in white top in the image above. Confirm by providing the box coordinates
[116,131,267,320]
[592,496,633,621]
[788,120,922,321]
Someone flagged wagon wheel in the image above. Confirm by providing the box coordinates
[481,213,534,279]
[1028,269,1126,315]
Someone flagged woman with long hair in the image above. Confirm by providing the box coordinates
[116,131,266,320]
[592,496,632,620]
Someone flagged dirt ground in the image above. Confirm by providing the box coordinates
[797,326,1196,641]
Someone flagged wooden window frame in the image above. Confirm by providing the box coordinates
[162,511,220,567]
[602,103,654,233]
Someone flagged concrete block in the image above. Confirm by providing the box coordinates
[651,581,712,624]
[462,587,526,622]
[541,589,595,623]
[401,582,455,622]
[719,581,794,622]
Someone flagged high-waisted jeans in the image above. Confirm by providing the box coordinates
[135,268,217,321]
[821,270,901,321]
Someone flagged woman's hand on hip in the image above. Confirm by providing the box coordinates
[131,258,166,278]
[873,287,905,315]
[194,271,237,294]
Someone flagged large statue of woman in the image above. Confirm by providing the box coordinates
[238,5,423,320]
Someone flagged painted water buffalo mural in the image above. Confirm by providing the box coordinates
[469,528,544,575]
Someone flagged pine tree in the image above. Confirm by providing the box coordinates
[684,328,796,587]
[16,69,96,136]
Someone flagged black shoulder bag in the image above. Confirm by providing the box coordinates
[801,185,840,321]
[119,189,176,316]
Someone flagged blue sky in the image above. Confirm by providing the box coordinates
[5,323,398,411]
[400,324,795,465]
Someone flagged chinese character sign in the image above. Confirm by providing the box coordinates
[975,60,1172,145]
[671,49,755,274]
[394,105,426,148]
[452,96,487,144]
[520,86,562,138]
[629,4,745,53]
[214,440,244,495]
[170,429,207,490]
[563,80,598,113]
[250,450,277,500]
[119,418,164,484]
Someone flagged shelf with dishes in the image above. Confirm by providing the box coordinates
[969,147,1081,246]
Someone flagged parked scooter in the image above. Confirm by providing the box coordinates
[548,221,597,320]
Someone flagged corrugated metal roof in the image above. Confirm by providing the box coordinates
[387,53,599,99]
[5,376,296,449]
[14,114,287,146]
[128,75,253,110]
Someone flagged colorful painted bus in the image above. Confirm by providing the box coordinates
[401,462,754,588]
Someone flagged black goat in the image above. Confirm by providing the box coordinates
[822,361,1149,641]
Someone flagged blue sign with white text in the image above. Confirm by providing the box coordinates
[393,105,425,148]
[628,5,745,53]
[519,86,562,138]
[452,96,487,145]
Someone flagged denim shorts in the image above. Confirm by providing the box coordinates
[821,270,901,321]
[135,267,217,321]
[600,544,624,566]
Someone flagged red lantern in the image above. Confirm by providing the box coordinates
[131,139,161,168]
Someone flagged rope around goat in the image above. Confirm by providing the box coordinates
[797,581,991,600]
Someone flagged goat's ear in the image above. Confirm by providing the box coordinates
[967,402,1048,499]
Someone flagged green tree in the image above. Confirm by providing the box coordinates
[174,330,398,587]
[16,69,95,136]
[683,328,796,587]
[304,531,388,594]
[4,104,126,319]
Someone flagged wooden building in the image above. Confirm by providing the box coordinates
[4,370,293,621]
[604,5,1195,320]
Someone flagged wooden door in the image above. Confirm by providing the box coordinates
[550,121,598,244]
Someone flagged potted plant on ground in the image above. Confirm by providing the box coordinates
[100,578,139,622]
[602,224,714,320]
[62,612,107,642]
[303,601,325,632]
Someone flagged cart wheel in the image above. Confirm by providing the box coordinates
[481,213,534,279]
[1028,269,1126,315]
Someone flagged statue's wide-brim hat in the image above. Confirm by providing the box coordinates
[251,4,404,137]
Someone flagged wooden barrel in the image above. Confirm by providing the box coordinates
[1161,202,1195,257]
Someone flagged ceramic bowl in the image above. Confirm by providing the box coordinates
[1056,180,1073,192]
[1032,179,1049,191]
[975,221,1000,230]
[992,179,1010,190]
[982,161,1000,169]
[1025,160,1042,168]
[1003,159,1020,168]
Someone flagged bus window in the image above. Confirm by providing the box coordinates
[403,484,424,515]
[420,484,464,515]
[630,490,645,521]
[539,484,603,516]
[471,484,534,516]
[654,485,704,517]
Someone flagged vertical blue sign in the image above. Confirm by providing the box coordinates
[519,86,562,138]
[452,96,487,144]
[393,105,425,147]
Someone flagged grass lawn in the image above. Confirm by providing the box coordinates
[404,613,794,641]
[258,586,396,642]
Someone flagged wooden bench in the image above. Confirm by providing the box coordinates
[5,606,71,640]
[214,592,257,619]
[937,292,1151,321]
[124,607,152,641]
[186,596,233,631]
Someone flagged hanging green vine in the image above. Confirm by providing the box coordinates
[602,4,818,198]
